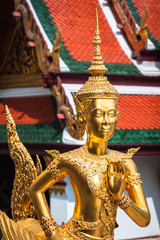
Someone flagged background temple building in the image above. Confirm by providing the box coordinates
[0,0,160,239]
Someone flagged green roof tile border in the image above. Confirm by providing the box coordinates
[30,0,141,75]
[125,0,160,50]
[0,122,63,143]
[109,128,160,144]
[0,124,159,144]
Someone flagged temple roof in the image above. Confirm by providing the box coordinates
[29,0,139,75]
[18,0,159,76]
[0,95,160,146]
[1,0,160,78]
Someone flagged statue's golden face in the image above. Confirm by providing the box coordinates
[86,98,119,141]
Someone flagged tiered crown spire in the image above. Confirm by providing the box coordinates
[88,9,108,76]
[76,9,119,101]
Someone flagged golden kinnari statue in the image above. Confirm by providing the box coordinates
[0,10,150,240]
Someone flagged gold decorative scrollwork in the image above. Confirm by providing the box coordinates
[2,22,41,75]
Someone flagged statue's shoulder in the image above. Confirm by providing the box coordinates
[45,147,83,163]
[110,147,140,161]
[123,147,140,159]
[45,149,62,162]
[61,147,83,161]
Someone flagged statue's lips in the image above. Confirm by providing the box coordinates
[100,127,111,133]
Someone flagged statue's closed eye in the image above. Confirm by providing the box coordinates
[91,109,116,118]
[91,108,103,117]
[108,110,116,117]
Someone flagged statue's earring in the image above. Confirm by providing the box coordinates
[72,93,86,139]
[76,113,86,139]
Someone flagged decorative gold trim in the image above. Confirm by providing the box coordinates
[116,193,132,211]
[13,0,61,73]
[50,77,79,139]
[47,161,65,181]
[125,173,142,188]
[40,216,56,237]
[72,93,86,139]
[111,0,148,50]
[123,147,140,159]
[5,105,37,221]
[44,151,67,196]
[0,20,43,88]
[65,216,113,240]
[0,74,43,89]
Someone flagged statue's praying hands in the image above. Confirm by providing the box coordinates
[107,162,125,200]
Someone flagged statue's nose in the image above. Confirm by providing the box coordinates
[102,113,109,124]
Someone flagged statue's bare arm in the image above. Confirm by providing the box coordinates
[29,166,66,239]
[107,159,150,227]
[123,159,150,227]
[30,169,56,219]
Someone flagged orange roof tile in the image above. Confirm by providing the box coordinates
[0,96,55,124]
[0,95,160,131]
[131,0,160,43]
[44,0,132,64]
[0,95,160,144]
[117,95,160,130]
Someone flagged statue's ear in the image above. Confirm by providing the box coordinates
[116,111,120,121]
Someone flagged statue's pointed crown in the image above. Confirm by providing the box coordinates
[76,9,119,101]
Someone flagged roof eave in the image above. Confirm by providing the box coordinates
[1,143,160,156]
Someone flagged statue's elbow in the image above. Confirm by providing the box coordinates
[144,212,151,227]
[140,211,151,227]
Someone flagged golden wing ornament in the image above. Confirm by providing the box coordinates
[5,105,41,221]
